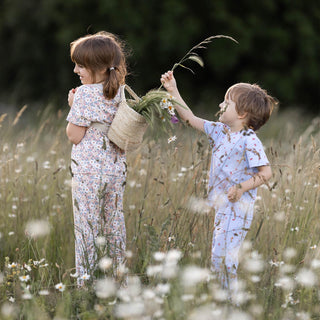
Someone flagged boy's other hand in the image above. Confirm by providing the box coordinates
[227,184,244,203]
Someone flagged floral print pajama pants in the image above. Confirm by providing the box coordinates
[211,204,253,294]
[72,173,126,284]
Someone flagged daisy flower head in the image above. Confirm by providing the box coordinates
[19,275,30,282]
[55,282,66,292]
[81,273,90,281]
[160,98,169,109]
[167,104,175,116]
[168,136,177,144]
[8,262,17,269]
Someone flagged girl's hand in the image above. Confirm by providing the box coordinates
[227,184,244,203]
[160,71,177,93]
[68,88,77,107]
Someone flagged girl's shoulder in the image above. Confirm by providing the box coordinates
[76,84,103,95]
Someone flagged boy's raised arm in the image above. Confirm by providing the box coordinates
[161,71,205,132]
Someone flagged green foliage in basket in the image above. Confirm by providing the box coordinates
[130,89,180,129]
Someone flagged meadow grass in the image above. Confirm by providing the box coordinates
[0,106,319,319]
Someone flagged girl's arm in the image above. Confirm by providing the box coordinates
[66,123,87,145]
[227,165,272,203]
[161,71,205,132]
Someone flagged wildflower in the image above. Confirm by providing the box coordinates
[160,98,169,109]
[283,247,297,260]
[139,168,147,176]
[311,259,320,269]
[166,249,182,263]
[42,161,51,169]
[188,196,211,214]
[55,282,66,292]
[25,220,51,238]
[19,275,30,282]
[146,265,163,277]
[170,115,179,123]
[243,251,264,273]
[8,232,14,236]
[23,264,32,272]
[80,273,90,281]
[96,236,106,246]
[114,302,145,318]
[128,180,136,188]
[95,278,116,300]
[167,135,177,144]
[155,283,170,296]
[21,292,32,300]
[275,276,295,291]
[181,265,210,287]
[143,289,156,300]
[39,290,49,296]
[8,297,15,303]
[39,263,48,268]
[70,272,79,278]
[296,268,317,287]
[251,275,261,283]
[212,286,229,302]
[310,245,317,250]
[290,227,299,232]
[274,211,285,221]
[281,292,299,308]
[99,257,112,271]
[153,252,166,262]
[7,262,17,269]
[167,105,175,116]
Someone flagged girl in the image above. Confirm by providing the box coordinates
[161,71,276,295]
[66,31,128,285]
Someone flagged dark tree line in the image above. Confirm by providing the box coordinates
[0,0,319,113]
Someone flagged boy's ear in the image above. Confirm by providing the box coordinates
[238,112,248,119]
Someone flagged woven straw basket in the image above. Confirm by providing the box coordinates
[107,85,148,152]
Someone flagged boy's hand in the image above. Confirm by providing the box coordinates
[160,71,177,93]
[227,184,244,203]
[68,88,77,107]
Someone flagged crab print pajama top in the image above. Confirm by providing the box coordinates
[67,84,126,282]
[204,121,269,292]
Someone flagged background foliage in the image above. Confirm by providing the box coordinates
[0,0,319,112]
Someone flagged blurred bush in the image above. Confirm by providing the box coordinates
[0,0,319,112]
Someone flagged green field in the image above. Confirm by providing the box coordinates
[0,106,319,319]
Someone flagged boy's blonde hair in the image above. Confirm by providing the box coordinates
[226,83,277,131]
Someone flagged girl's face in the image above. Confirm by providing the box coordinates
[73,63,105,85]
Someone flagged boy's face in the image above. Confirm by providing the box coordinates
[218,97,239,126]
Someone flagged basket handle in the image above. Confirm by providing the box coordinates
[123,84,141,103]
